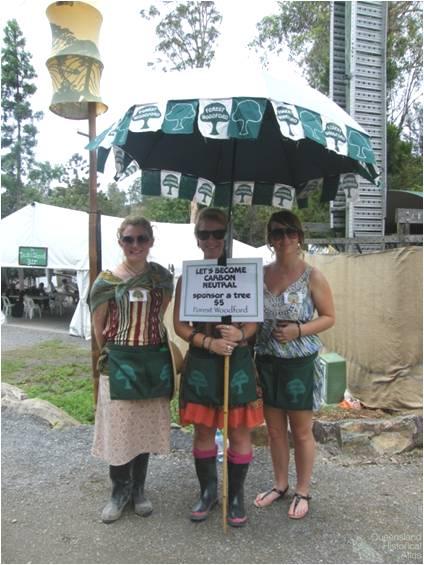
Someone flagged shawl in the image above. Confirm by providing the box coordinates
[89,262,174,313]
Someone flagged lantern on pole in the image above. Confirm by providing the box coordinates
[46,0,108,404]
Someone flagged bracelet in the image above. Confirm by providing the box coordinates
[201,334,208,349]
[207,337,214,352]
[296,321,302,339]
[188,328,200,344]
[239,326,245,342]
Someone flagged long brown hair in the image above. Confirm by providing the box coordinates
[266,210,304,246]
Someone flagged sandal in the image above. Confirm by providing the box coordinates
[288,492,311,519]
[254,486,289,508]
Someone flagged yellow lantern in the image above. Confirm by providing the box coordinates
[46,1,108,119]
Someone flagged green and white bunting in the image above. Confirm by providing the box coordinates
[141,170,302,211]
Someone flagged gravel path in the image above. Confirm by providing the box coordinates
[1,322,90,351]
[2,409,422,564]
[2,321,423,564]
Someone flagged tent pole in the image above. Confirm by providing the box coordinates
[88,102,101,406]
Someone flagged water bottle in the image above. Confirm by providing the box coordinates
[215,429,224,463]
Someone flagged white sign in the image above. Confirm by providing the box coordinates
[180,258,264,322]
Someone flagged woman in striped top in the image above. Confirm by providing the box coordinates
[254,210,335,519]
[90,216,174,523]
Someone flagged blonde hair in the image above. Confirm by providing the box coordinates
[117,215,154,240]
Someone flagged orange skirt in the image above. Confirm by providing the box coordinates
[180,399,264,429]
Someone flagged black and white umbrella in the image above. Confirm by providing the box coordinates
[89,66,378,211]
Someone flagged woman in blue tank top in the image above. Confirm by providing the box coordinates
[254,210,335,519]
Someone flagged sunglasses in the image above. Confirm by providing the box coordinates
[120,235,150,245]
[268,227,299,240]
[196,229,226,241]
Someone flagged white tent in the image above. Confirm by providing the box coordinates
[1,203,263,338]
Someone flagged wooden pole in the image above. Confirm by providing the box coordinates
[88,102,101,406]
[222,355,230,533]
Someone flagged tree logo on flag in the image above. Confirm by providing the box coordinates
[324,122,346,152]
[231,99,263,136]
[132,104,162,129]
[234,183,254,204]
[200,102,230,135]
[347,129,374,162]
[273,185,294,208]
[162,173,180,197]
[164,102,196,131]
[298,108,326,145]
[197,182,214,204]
[276,104,299,136]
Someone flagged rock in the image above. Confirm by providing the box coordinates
[2,383,80,429]
[2,382,28,401]
[337,416,422,456]
[312,421,341,447]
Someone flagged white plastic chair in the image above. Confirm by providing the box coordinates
[1,296,13,318]
[50,294,65,315]
[23,296,42,320]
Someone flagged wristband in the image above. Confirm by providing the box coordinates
[201,334,208,349]
[207,337,214,352]
[296,321,302,339]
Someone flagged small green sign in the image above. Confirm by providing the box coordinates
[18,246,48,267]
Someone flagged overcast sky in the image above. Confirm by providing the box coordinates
[1,0,304,189]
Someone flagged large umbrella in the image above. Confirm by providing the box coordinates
[88,65,378,530]
[88,66,378,212]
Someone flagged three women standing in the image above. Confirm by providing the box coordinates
[173,208,263,527]
[90,216,174,523]
[254,210,335,519]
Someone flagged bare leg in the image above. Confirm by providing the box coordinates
[254,405,289,507]
[193,424,216,451]
[228,426,251,454]
[287,410,314,518]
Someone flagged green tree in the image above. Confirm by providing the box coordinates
[140,1,222,71]
[139,196,190,223]
[1,19,43,217]
[250,1,423,148]
[387,123,423,192]
[250,2,330,93]
[250,1,423,194]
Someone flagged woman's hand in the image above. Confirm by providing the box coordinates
[272,322,299,344]
[216,323,244,343]
[210,337,239,356]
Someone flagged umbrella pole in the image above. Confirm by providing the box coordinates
[222,355,230,533]
[88,102,102,406]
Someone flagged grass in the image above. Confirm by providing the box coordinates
[2,339,184,426]
[2,340,95,424]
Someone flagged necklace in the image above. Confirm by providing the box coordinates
[123,261,148,277]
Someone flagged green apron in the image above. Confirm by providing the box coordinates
[108,343,173,400]
[256,353,317,411]
[182,345,257,407]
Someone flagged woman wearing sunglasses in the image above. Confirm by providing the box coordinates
[90,216,174,523]
[254,210,335,519]
[173,208,263,527]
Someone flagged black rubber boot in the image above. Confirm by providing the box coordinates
[227,461,249,527]
[101,462,132,523]
[132,453,153,517]
[190,456,218,522]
